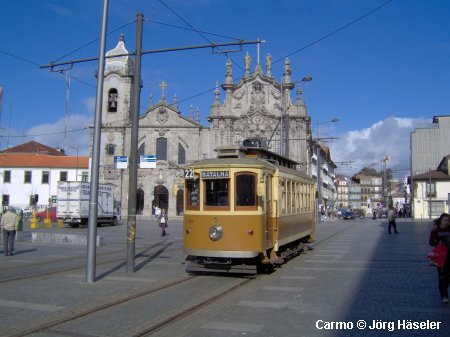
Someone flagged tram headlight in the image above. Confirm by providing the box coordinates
[209,225,223,241]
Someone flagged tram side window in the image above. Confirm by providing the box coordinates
[235,173,256,208]
[205,179,229,207]
[281,180,287,214]
[186,177,200,209]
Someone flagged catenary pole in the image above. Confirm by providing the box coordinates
[126,13,143,273]
[86,0,109,283]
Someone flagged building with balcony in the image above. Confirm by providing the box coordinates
[335,176,350,209]
[312,141,337,213]
[352,174,382,211]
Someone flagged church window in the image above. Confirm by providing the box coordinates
[106,143,116,156]
[156,138,167,161]
[108,88,118,113]
[138,143,145,162]
[178,143,186,164]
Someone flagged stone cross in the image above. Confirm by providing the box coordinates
[159,81,167,102]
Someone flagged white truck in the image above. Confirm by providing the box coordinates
[57,181,119,228]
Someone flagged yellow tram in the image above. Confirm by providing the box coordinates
[183,141,316,274]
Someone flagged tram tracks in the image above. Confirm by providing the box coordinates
[0,243,183,283]
[2,221,359,337]
[5,274,256,337]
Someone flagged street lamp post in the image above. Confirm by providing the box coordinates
[382,156,390,207]
[315,118,339,224]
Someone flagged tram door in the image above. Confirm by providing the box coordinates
[265,174,272,245]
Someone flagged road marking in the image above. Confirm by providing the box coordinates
[262,286,303,292]
[294,267,366,271]
[238,300,288,309]
[280,275,316,280]
[63,274,157,283]
[202,322,263,333]
[0,299,65,311]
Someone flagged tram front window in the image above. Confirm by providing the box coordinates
[235,173,256,207]
[205,179,229,207]
[186,177,200,209]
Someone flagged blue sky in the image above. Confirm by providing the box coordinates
[1,0,449,178]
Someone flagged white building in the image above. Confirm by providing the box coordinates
[0,141,88,210]
[412,155,450,219]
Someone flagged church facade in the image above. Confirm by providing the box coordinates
[92,36,313,218]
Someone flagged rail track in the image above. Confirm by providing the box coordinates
[2,220,361,337]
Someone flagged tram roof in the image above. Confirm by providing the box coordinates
[188,152,312,181]
[215,146,300,168]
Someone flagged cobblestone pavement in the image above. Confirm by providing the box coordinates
[0,217,449,336]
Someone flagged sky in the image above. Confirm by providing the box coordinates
[1,0,449,179]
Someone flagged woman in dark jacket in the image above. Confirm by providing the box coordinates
[429,213,450,303]
[158,209,168,237]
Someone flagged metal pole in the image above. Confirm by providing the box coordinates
[429,168,432,219]
[86,0,109,283]
[76,147,79,181]
[126,13,143,273]
[280,78,284,156]
[316,122,321,224]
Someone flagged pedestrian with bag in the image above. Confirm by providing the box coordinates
[387,205,398,234]
[1,206,18,256]
[429,213,450,303]
[158,208,168,237]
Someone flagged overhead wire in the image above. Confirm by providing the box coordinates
[273,0,393,64]
[157,0,245,72]
[2,0,394,136]
[51,20,136,63]
[146,19,242,41]
[0,127,89,138]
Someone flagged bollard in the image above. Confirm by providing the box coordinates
[57,220,65,228]
[44,207,52,228]
[30,210,38,229]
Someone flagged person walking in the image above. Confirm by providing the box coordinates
[1,206,18,256]
[429,213,450,304]
[154,206,161,221]
[158,208,168,237]
[387,205,398,234]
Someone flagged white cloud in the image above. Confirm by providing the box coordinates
[329,117,431,179]
[82,97,96,112]
[1,114,92,156]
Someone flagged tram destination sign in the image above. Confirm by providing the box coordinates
[201,170,230,179]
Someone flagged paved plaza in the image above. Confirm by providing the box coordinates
[0,216,449,336]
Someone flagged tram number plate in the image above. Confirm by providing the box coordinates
[184,169,194,179]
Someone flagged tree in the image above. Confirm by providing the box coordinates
[358,167,379,176]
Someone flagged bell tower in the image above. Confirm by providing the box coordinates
[96,34,135,192]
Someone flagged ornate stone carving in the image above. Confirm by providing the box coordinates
[248,82,266,116]
[156,106,168,124]
[232,90,245,100]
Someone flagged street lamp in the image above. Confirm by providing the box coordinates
[315,118,339,223]
[69,146,79,181]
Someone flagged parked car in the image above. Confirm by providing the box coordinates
[36,207,57,221]
[22,207,33,217]
[342,210,356,220]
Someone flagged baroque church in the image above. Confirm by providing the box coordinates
[92,35,312,217]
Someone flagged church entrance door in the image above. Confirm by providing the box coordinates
[153,185,169,211]
[137,188,144,214]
